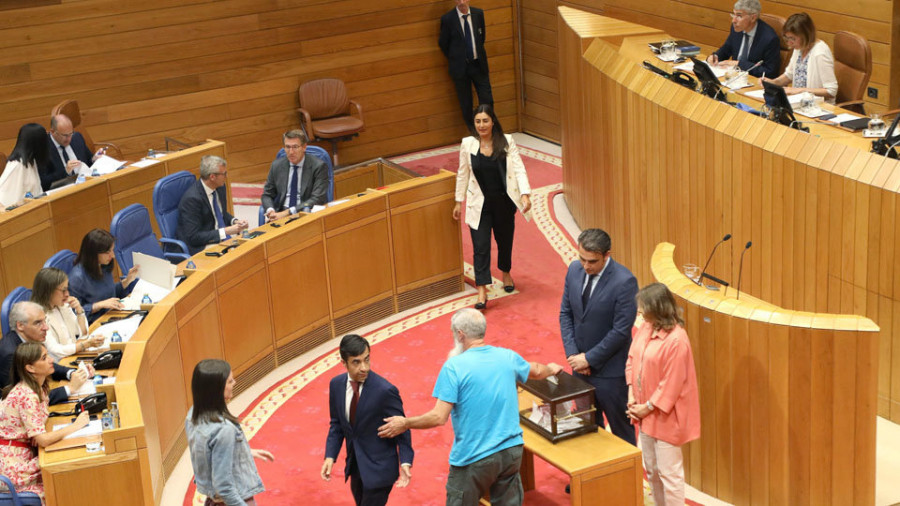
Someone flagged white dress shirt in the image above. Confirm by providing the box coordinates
[456,8,478,60]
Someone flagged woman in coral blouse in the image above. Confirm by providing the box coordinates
[625,283,700,506]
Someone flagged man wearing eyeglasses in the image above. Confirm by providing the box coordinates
[42,114,105,191]
[706,0,780,78]
[261,130,329,222]
[176,155,249,255]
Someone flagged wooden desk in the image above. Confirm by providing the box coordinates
[0,140,226,295]
[516,391,642,506]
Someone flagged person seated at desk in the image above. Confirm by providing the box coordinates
[261,130,329,222]
[0,342,91,503]
[31,268,105,363]
[706,0,781,78]
[42,114,105,192]
[0,123,48,207]
[760,13,837,102]
[0,302,90,405]
[176,155,248,255]
[69,228,139,324]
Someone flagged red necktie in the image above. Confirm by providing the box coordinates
[349,380,360,425]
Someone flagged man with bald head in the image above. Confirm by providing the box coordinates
[0,301,89,404]
[43,114,104,191]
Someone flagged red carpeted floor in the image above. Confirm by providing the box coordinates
[184,143,701,505]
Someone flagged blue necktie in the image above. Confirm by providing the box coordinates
[289,164,299,210]
[212,190,229,239]
[738,33,749,64]
[582,274,596,309]
[463,14,475,61]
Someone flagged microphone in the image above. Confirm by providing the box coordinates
[736,241,752,300]
[698,233,732,286]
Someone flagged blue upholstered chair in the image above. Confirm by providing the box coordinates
[110,204,189,273]
[152,171,195,259]
[1,287,32,336]
[43,249,77,275]
[259,146,335,226]
[0,475,41,505]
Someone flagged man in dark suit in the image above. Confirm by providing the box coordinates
[439,0,493,132]
[0,302,89,405]
[707,0,781,78]
[43,114,102,191]
[261,130,329,221]
[559,228,638,446]
[322,334,413,506]
[176,155,249,255]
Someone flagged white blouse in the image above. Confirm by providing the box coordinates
[44,305,89,362]
[0,160,42,206]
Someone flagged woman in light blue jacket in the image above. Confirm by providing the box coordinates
[186,359,274,506]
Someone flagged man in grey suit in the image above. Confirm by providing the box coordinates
[559,228,638,446]
[261,130,329,221]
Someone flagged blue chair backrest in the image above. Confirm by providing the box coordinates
[110,204,165,273]
[43,249,77,275]
[1,287,33,336]
[153,171,196,240]
[275,146,334,202]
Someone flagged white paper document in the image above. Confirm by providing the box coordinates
[88,314,143,347]
[829,113,863,124]
[82,155,126,175]
[674,60,726,78]
[54,420,103,440]
[129,159,161,168]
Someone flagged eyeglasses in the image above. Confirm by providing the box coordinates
[730,11,748,19]
[55,131,74,138]
[56,287,69,294]
[783,34,799,43]
[212,171,228,177]
[283,144,305,151]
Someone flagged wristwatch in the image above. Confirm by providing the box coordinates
[646,400,654,411]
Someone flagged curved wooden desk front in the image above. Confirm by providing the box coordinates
[37,170,463,506]
[652,242,878,505]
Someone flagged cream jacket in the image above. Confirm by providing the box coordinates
[785,39,838,102]
[0,160,42,207]
[455,135,531,230]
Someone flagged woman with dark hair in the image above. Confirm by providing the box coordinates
[0,123,49,206]
[68,228,139,324]
[31,268,105,362]
[0,342,90,501]
[761,12,837,101]
[186,359,274,506]
[453,104,532,309]
[625,283,700,506]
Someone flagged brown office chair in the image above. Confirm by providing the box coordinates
[50,99,122,159]
[759,14,788,75]
[297,79,364,166]
[832,31,872,115]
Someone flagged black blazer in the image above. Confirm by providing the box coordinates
[439,6,489,79]
[325,372,414,490]
[712,19,781,78]
[260,155,329,213]
[42,132,93,192]
[176,180,235,255]
[0,330,74,405]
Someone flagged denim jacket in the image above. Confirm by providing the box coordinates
[185,407,264,506]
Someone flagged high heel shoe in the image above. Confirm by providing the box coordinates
[503,283,515,293]
[474,296,488,310]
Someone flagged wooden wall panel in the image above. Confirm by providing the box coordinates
[0,0,520,183]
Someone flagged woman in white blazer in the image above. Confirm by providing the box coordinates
[761,12,838,102]
[0,123,48,206]
[453,104,532,309]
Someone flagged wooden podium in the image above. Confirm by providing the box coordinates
[652,242,878,505]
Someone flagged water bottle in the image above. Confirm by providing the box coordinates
[147,148,155,158]
[110,402,120,429]
[93,375,104,386]
[141,294,152,304]
[186,260,196,270]
[101,409,113,430]
[241,230,250,239]
[111,331,122,343]
[24,191,32,199]
[76,173,86,184]
[91,168,100,177]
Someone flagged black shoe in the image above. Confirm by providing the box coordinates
[565,484,570,494]
[503,284,515,293]
[474,299,487,310]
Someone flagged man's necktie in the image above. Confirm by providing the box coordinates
[212,190,229,239]
[582,274,597,308]
[60,146,69,163]
[738,33,750,63]
[349,380,360,425]
[289,164,299,210]
[462,14,475,61]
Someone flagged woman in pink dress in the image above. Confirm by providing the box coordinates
[0,342,89,502]
[625,283,701,506]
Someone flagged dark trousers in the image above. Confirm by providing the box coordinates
[469,195,516,287]
[445,445,523,506]
[574,373,637,446]
[348,451,392,506]
[453,60,493,131]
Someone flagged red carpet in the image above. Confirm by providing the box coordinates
[185,142,702,505]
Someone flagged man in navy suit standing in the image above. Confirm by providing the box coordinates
[706,0,781,78]
[176,155,248,255]
[42,114,102,191]
[439,0,493,132]
[559,228,638,446]
[322,334,413,506]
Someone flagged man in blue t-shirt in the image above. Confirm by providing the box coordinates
[378,308,562,505]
